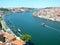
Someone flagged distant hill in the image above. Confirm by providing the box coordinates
[0,8,9,11]
[43,7,60,9]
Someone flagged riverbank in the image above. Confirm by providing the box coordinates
[0,8,22,40]
[1,20,21,39]
[0,8,33,45]
[4,12,60,45]
[33,14,60,22]
[0,8,34,14]
[33,7,60,22]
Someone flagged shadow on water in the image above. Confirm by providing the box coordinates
[25,42,35,45]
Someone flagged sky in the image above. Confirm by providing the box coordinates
[0,0,60,8]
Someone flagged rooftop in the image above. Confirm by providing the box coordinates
[4,33,16,41]
[0,32,26,45]
[0,43,6,45]
[11,40,25,45]
[0,32,4,35]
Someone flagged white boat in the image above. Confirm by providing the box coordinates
[18,28,21,32]
[41,23,45,26]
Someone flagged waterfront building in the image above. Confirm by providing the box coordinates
[0,32,26,45]
[0,43,6,45]
[34,7,60,22]
[11,40,25,45]
[4,33,16,43]
[0,32,5,42]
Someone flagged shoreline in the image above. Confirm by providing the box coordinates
[33,15,60,22]
[33,7,60,22]
[0,13,22,40]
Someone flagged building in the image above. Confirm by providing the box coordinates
[4,33,16,43]
[11,40,25,45]
[0,32,25,45]
[0,32,5,42]
[0,43,6,45]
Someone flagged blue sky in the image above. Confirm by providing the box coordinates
[0,0,60,8]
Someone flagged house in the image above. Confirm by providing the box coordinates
[0,32,5,42]
[11,40,25,45]
[0,32,25,45]
[4,33,16,43]
[0,43,6,45]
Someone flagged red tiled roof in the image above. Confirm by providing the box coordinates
[4,33,16,41]
[0,43,6,45]
[0,32,4,35]
[11,40,25,45]
[57,15,60,17]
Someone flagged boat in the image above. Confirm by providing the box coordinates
[18,28,21,32]
[41,23,45,26]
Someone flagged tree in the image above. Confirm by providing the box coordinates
[0,22,2,30]
[20,34,32,43]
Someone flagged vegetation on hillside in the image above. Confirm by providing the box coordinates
[0,8,9,11]
[20,34,32,43]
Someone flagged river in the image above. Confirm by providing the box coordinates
[4,11,60,45]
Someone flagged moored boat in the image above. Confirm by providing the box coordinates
[18,28,21,32]
[41,23,45,26]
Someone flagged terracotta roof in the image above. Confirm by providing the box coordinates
[11,40,25,45]
[4,33,16,41]
[0,32,4,35]
[0,43,6,45]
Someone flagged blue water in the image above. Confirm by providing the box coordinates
[4,11,60,45]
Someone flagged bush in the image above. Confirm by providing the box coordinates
[20,34,32,43]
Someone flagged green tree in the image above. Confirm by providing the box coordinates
[20,34,32,43]
[0,22,2,30]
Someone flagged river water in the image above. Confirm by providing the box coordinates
[4,11,60,45]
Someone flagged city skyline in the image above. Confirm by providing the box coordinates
[0,0,60,8]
